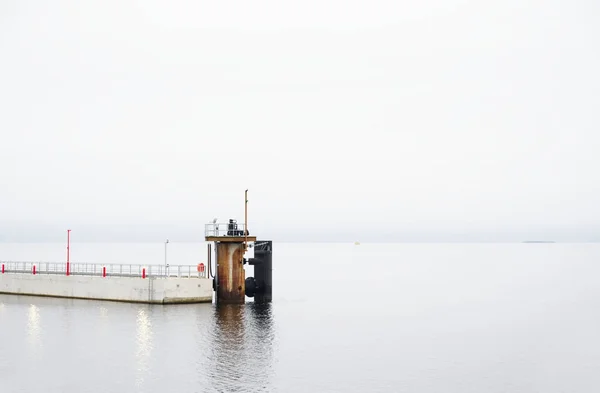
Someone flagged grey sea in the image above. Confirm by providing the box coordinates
[1,242,600,393]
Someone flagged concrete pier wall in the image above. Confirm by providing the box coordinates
[0,274,213,304]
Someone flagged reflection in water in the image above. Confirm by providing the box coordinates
[205,303,275,392]
[99,306,109,319]
[246,302,276,378]
[135,307,153,389]
[27,304,42,358]
[97,306,109,339]
[210,304,246,392]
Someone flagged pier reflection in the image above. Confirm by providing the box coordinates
[204,303,275,392]
[135,307,154,388]
[99,306,109,319]
[27,304,42,358]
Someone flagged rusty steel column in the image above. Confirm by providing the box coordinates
[215,242,246,304]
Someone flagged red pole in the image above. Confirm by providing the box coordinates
[2,264,4,274]
[33,265,36,275]
[66,229,71,276]
[103,266,106,278]
[142,268,146,279]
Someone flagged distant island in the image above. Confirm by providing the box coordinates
[522,241,556,243]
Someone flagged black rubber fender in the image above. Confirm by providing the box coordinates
[245,277,256,297]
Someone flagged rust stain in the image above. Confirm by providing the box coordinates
[216,242,246,304]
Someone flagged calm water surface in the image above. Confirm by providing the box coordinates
[1,242,600,392]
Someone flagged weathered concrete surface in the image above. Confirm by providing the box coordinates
[0,274,213,304]
[216,242,246,304]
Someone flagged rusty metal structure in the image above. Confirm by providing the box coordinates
[205,190,272,305]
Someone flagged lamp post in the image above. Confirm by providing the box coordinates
[66,229,71,276]
[164,239,169,276]
[244,189,248,252]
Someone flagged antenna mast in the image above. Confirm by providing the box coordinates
[244,189,248,251]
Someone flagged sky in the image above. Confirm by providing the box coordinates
[0,0,599,242]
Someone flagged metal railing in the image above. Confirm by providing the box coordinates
[0,261,207,279]
[205,221,247,237]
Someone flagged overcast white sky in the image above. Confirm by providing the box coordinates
[0,0,599,242]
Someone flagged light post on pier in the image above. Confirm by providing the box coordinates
[66,229,71,276]
[164,239,169,276]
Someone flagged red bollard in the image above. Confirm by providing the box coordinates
[33,265,36,275]
[142,268,146,279]
[103,266,106,278]
[1,264,4,274]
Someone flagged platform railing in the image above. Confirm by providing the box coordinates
[0,261,207,279]
[205,222,247,237]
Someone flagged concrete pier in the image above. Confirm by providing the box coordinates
[0,274,213,304]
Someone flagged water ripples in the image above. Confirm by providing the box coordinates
[202,303,276,393]
[27,304,42,357]
[135,308,154,388]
